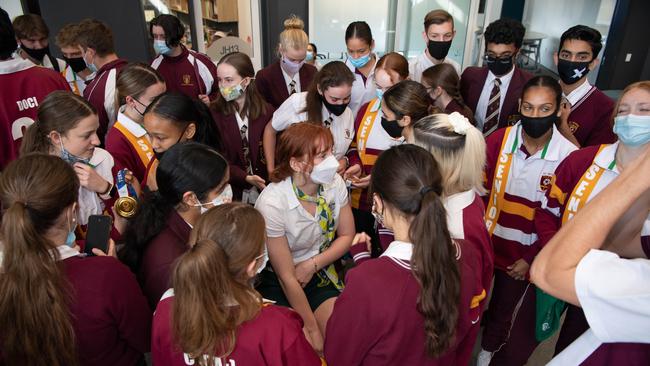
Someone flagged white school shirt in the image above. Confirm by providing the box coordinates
[564,79,592,107]
[408,51,462,83]
[492,123,577,245]
[281,66,301,95]
[255,174,349,263]
[549,249,650,365]
[345,55,378,116]
[235,111,249,139]
[77,147,115,225]
[443,189,476,240]
[475,66,515,131]
[271,92,355,159]
[63,65,94,96]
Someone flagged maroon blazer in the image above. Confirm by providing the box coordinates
[212,103,275,200]
[460,66,533,129]
[255,60,317,109]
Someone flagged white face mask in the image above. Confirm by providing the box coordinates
[254,250,268,274]
[192,184,233,214]
[309,155,339,184]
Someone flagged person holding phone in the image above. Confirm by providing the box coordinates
[152,203,321,365]
[20,91,114,227]
[119,142,230,308]
[0,154,151,366]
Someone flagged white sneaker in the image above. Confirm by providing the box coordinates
[476,349,494,366]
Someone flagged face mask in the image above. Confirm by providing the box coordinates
[63,56,87,74]
[613,114,650,147]
[376,88,384,100]
[59,139,91,165]
[349,52,371,69]
[21,44,49,61]
[520,113,557,139]
[193,184,233,214]
[66,208,76,247]
[427,40,452,60]
[254,250,268,274]
[381,117,404,138]
[557,59,591,85]
[281,55,304,75]
[371,200,384,227]
[83,50,98,73]
[306,52,314,61]
[153,39,172,56]
[310,155,339,184]
[220,80,245,101]
[321,96,348,117]
[486,55,514,76]
[131,97,148,117]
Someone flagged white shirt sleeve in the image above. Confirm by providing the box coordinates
[271,93,304,132]
[575,249,650,343]
[255,187,287,238]
[334,174,349,208]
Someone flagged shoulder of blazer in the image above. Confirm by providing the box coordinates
[461,66,488,83]
[257,60,281,80]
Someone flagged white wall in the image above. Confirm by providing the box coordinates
[3,0,23,20]
[522,0,615,83]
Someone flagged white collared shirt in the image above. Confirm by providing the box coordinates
[77,147,115,225]
[549,249,650,365]
[381,241,414,270]
[52,245,83,261]
[0,57,35,74]
[345,54,378,116]
[408,51,462,83]
[563,79,592,107]
[255,175,349,263]
[271,92,354,159]
[281,66,301,95]
[443,189,476,240]
[475,66,516,131]
[235,111,249,139]
[116,107,148,138]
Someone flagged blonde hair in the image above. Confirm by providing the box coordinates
[411,113,486,196]
[278,15,308,52]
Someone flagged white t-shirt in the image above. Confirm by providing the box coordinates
[271,92,355,159]
[255,175,349,263]
[408,51,461,83]
[549,249,650,365]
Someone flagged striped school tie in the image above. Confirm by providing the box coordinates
[324,116,333,128]
[483,78,501,136]
[289,80,296,95]
[240,124,253,175]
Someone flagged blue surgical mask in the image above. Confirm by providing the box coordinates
[66,208,77,247]
[375,88,384,100]
[83,50,98,73]
[306,52,314,61]
[192,184,234,214]
[349,52,371,69]
[613,114,650,147]
[59,139,91,165]
[153,40,172,56]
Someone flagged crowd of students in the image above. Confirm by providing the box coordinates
[0,5,649,366]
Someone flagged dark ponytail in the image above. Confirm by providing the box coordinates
[0,154,79,366]
[119,142,228,272]
[421,64,476,125]
[145,92,223,153]
[370,144,460,357]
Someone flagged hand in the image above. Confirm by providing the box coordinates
[343,163,362,180]
[352,232,372,253]
[558,100,572,134]
[111,201,129,235]
[74,163,110,194]
[507,258,530,280]
[92,238,117,257]
[294,258,316,288]
[303,325,324,356]
[245,174,267,190]
[337,158,348,175]
[351,174,371,189]
[198,94,210,106]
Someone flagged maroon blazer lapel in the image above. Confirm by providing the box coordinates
[299,63,317,91]
[462,67,489,113]
[269,61,289,106]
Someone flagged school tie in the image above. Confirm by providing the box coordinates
[239,124,253,175]
[288,80,297,95]
[324,116,333,128]
[483,78,501,136]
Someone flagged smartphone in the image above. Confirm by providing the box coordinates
[85,215,112,256]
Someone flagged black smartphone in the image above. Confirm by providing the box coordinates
[85,215,112,256]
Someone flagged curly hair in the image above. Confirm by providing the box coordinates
[484,18,525,49]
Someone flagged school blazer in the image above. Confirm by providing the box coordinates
[212,104,274,199]
[460,66,534,128]
[255,60,318,109]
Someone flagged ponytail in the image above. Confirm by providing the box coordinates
[410,190,460,356]
[191,97,223,153]
[370,144,461,357]
[20,121,50,155]
[421,63,476,125]
[0,154,79,366]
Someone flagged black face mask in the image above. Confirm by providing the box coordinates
[485,55,514,76]
[63,56,88,74]
[427,40,452,60]
[521,113,557,139]
[21,44,49,61]
[381,117,404,138]
[322,97,348,117]
[557,59,591,85]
